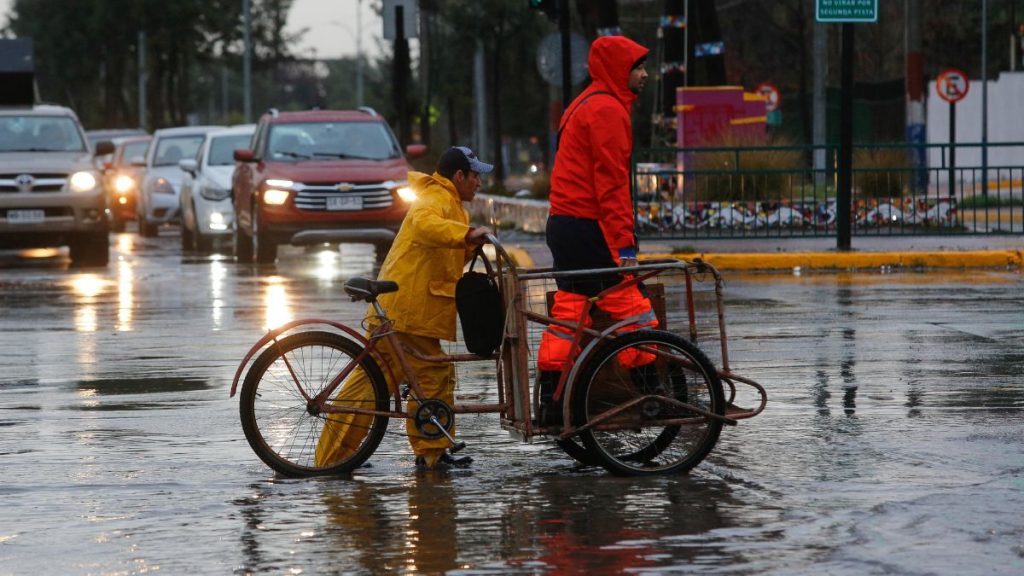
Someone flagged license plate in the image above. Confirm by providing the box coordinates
[326,195,363,211]
[6,209,45,224]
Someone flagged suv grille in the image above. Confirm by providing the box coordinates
[293,182,394,211]
[0,173,69,194]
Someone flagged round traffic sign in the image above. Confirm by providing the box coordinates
[755,82,781,113]
[936,68,969,103]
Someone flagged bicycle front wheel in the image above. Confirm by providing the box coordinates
[572,329,725,476]
[239,331,390,477]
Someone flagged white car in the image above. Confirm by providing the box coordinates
[178,125,255,252]
[136,125,223,237]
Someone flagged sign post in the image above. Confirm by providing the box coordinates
[816,0,877,251]
[936,68,969,198]
[816,0,878,23]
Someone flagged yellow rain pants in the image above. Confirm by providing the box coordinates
[315,331,456,468]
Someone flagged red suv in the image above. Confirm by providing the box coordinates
[232,108,425,263]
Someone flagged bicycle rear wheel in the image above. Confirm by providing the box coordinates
[239,331,390,477]
[572,329,725,476]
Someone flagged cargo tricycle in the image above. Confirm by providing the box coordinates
[229,235,765,476]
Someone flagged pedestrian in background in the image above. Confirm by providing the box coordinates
[316,146,494,469]
[537,35,658,422]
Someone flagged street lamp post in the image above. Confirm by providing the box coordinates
[357,0,364,107]
[243,0,252,123]
[981,0,989,197]
[331,13,365,107]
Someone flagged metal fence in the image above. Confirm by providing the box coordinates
[632,143,1024,239]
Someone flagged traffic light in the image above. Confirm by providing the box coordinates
[529,0,558,20]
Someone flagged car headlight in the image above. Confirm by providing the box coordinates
[152,177,175,195]
[395,183,416,203]
[263,189,290,205]
[208,212,229,230]
[113,174,136,194]
[200,184,231,201]
[69,171,98,193]
[265,179,295,189]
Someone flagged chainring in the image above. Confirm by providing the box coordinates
[413,399,454,439]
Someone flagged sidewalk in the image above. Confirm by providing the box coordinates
[506,235,1024,271]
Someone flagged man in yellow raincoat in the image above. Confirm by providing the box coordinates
[315,146,494,469]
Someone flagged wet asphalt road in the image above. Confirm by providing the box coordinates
[1,230,1022,575]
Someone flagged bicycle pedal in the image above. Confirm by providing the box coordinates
[401,384,410,399]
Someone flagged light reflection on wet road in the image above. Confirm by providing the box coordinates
[1,232,1022,575]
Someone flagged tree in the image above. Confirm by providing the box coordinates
[5,0,295,129]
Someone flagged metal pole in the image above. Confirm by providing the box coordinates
[419,0,430,144]
[949,101,957,197]
[137,30,146,131]
[221,65,228,121]
[905,0,926,194]
[683,0,689,89]
[357,0,364,106]
[813,20,828,187]
[981,0,989,197]
[474,40,487,155]
[559,0,572,109]
[837,23,854,251]
[243,0,252,123]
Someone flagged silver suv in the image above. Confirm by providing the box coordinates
[0,105,113,265]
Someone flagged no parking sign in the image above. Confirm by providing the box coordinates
[936,69,969,103]
[936,68,969,197]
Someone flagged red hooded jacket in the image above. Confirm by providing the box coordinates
[548,35,649,256]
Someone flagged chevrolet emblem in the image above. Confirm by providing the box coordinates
[335,183,354,192]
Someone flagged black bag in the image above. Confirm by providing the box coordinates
[456,249,504,356]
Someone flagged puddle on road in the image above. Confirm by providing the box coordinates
[73,376,211,395]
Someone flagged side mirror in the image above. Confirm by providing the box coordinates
[179,159,198,174]
[234,148,256,162]
[94,140,115,156]
[405,144,427,158]
[129,155,146,167]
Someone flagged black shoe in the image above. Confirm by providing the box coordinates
[415,451,473,469]
[439,452,473,467]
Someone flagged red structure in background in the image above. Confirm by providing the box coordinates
[674,86,768,147]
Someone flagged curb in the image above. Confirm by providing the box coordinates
[503,246,535,268]
[642,250,1024,271]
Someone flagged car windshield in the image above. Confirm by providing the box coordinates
[121,141,150,164]
[0,115,87,152]
[208,134,253,166]
[267,121,400,161]
[152,135,205,166]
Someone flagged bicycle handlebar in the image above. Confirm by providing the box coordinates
[483,233,517,270]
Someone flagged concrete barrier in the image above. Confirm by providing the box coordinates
[468,194,549,234]
[643,250,1024,271]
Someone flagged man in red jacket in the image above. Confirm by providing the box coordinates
[537,35,657,423]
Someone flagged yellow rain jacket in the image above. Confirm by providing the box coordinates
[371,171,475,340]
[315,171,476,468]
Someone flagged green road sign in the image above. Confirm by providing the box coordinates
[816,0,878,23]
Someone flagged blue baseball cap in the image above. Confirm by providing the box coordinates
[437,145,494,176]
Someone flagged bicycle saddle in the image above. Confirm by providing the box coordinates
[343,277,399,302]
